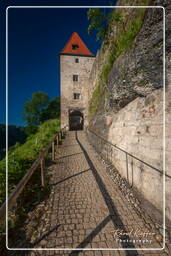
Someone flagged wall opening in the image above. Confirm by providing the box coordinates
[69,110,84,131]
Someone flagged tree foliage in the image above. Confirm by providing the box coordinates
[23,92,60,135]
[87,8,107,41]
[40,96,60,123]
[23,91,49,132]
[87,8,127,41]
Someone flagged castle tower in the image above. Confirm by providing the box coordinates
[60,32,95,130]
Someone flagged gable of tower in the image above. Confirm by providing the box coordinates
[60,32,94,57]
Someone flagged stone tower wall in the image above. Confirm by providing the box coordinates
[60,54,95,129]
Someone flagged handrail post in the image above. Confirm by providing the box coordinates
[52,141,55,161]
[126,153,129,183]
[59,131,61,141]
[40,158,45,187]
[131,157,134,187]
[56,135,59,149]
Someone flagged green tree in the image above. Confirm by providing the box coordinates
[23,92,49,131]
[39,97,60,122]
[87,8,107,41]
[87,8,125,41]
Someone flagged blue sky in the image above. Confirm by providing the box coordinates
[0,0,117,126]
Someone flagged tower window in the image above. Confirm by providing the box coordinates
[75,58,79,63]
[73,93,80,99]
[72,44,79,50]
[73,75,78,81]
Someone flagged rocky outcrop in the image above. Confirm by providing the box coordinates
[106,6,166,111]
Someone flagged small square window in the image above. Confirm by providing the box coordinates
[72,44,79,50]
[73,75,78,82]
[73,93,80,99]
[75,58,79,63]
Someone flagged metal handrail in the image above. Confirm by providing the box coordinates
[86,128,169,178]
[0,126,67,219]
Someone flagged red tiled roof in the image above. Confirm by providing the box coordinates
[60,32,94,57]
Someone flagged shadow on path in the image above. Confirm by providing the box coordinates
[62,144,78,148]
[51,168,90,186]
[32,224,61,246]
[57,152,83,160]
[70,131,139,255]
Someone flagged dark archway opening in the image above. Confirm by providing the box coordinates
[69,111,84,131]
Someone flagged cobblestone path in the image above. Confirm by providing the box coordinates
[27,131,168,256]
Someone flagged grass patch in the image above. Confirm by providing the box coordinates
[115,8,147,57]
[0,118,60,207]
[88,84,104,118]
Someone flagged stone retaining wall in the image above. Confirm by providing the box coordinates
[89,85,171,223]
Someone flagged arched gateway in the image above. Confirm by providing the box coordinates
[69,110,84,131]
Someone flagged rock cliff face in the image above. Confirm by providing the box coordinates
[107,7,164,110]
[86,0,171,224]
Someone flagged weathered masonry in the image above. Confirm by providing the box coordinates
[60,32,95,130]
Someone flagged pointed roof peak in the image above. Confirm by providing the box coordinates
[60,32,95,57]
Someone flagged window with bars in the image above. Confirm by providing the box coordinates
[75,58,79,63]
[73,75,78,81]
[73,93,80,99]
